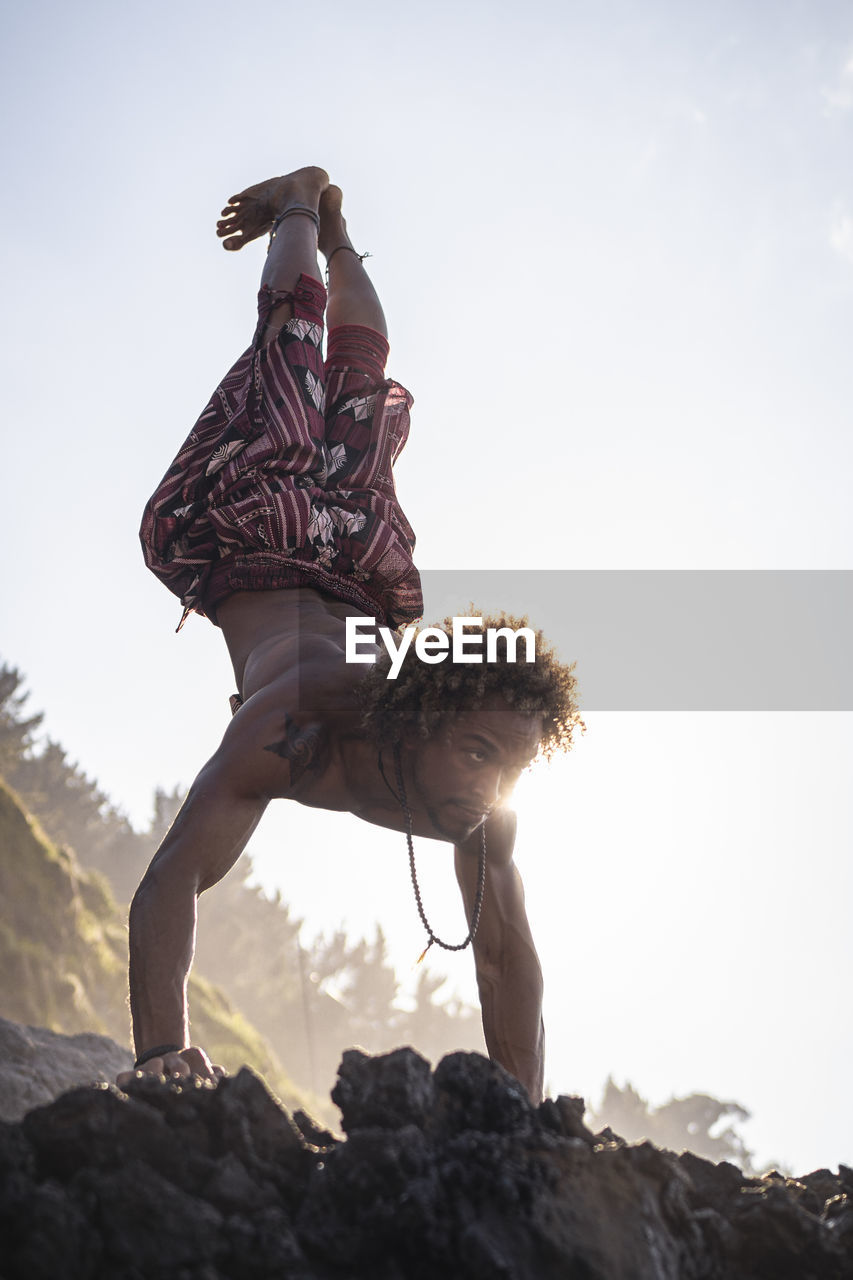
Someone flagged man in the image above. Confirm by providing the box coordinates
[122,167,580,1104]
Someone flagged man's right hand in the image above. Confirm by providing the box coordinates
[116,1045,226,1089]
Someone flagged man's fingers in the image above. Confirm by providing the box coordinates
[115,1044,218,1088]
[162,1053,193,1078]
[115,1055,168,1086]
[176,1046,214,1078]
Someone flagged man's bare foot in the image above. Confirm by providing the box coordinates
[217,166,329,251]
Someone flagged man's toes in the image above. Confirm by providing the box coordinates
[217,209,253,246]
[218,205,244,225]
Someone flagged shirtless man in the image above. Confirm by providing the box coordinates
[122,167,580,1103]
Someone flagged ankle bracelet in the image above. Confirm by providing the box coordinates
[324,244,372,283]
[268,205,321,252]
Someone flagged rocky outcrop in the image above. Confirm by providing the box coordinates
[1,1045,850,1280]
[0,1016,133,1123]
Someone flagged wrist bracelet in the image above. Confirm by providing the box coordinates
[134,1043,182,1069]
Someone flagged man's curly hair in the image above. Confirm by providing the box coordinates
[358,612,583,758]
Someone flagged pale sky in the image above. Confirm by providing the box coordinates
[2,0,851,1174]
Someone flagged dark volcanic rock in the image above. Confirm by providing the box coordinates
[332,1045,434,1132]
[0,1049,850,1280]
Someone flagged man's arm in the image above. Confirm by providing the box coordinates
[454,809,545,1104]
[119,683,326,1083]
[123,760,266,1081]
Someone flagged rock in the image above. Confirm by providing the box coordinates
[0,1015,133,1122]
[330,1044,435,1136]
[537,1092,596,1146]
[332,1045,434,1132]
[430,1050,535,1138]
[0,1040,851,1280]
[292,1107,337,1151]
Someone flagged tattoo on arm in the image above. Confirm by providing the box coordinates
[263,713,326,785]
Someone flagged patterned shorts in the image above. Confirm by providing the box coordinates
[139,275,423,628]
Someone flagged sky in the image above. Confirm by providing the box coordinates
[1,0,852,1174]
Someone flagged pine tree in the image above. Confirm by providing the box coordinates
[0,663,43,772]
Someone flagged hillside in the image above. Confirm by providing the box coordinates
[0,776,319,1116]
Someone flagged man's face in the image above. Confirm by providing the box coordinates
[407,694,543,842]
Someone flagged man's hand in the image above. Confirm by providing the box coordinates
[116,1045,226,1089]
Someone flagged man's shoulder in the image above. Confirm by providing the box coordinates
[261,710,333,784]
[219,645,367,804]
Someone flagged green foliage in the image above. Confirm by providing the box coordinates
[0,664,153,904]
[0,777,128,1039]
[0,775,316,1113]
[0,665,43,772]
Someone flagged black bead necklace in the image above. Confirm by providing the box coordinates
[378,743,487,963]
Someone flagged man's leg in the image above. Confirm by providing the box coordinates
[319,185,388,338]
[216,165,328,340]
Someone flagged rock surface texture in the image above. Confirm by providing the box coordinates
[0,1016,134,1124]
[1,1045,851,1280]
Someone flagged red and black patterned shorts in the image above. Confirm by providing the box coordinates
[139,275,423,628]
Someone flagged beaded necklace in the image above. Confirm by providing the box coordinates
[377,744,487,963]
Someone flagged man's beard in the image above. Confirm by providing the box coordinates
[411,759,475,842]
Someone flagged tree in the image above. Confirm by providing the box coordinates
[299,925,404,1088]
[6,738,149,903]
[589,1076,755,1171]
[398,968,482,1064]
[0,664,43,772]
[148,785,185,848]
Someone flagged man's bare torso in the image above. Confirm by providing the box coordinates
[215,586,521,856]
[219,586,368,702]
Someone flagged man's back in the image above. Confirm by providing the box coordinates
[218,586,370,704]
